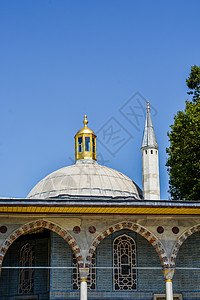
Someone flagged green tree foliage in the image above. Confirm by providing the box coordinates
[186,65,200,102]
[166,65,200,200]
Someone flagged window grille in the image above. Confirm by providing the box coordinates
[19,243,34,294]
[113,234,137,290]
[73,253,96,290]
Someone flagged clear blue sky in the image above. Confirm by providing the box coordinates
[0,0,199,199]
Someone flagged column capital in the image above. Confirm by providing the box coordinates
[162,268,175,280]
[79,268,89,280]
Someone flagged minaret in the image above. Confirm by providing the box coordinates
[141,102,160,200]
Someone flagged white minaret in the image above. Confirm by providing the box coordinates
[141,101,160,200]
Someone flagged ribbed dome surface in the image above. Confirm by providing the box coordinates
[27,160,142,200]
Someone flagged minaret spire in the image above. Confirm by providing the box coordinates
[141,102,160,200]
[141,102,158,150]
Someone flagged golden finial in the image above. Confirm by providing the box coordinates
[83,115,88,127]
[147,101,150,111]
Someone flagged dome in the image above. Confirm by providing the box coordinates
[75,126,95,135]
[27,160,143,200]
[75,114,96,136]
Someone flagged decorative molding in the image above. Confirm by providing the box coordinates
[15,296,38,300]
[0,219,83,268]
[170,224,200,267]
[79,268,90,280]
[154,294,182,300]
[73,253,96,290]
[162,268,175,280]
[86,221,169,268]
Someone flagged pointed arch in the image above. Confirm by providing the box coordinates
[170,224,200,267]
[85,221,169,268]
[0,219,83,268]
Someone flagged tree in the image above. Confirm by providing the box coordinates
[166,65,200,200]
[186,65,200,102]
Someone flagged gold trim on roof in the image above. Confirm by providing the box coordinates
[0,205,200,215]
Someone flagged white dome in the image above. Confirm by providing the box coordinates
[27,160,142,200]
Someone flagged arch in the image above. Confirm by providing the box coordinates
[170,224,200,267]
[85,221,169,268]
[0,219,83,268]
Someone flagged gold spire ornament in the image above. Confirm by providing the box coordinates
[147,101,150,111]
[74,115,97,161]
[83,115,88,127]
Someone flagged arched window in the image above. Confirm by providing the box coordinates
[19,243,34,294]
[73,253,96,290]
[113,234,137,290]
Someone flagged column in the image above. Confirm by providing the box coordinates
[79,268,89,300]
[162,268,175,300]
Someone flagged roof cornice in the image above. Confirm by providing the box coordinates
[0,198,200,215]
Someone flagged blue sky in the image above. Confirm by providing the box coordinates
[0,0,199,199]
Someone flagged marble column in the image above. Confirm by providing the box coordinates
[79,268,89,300]
[162,268,175,300]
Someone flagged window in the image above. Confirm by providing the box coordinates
[78,137,83,153]
[92,137,95,153]
[113,234,137,290]
[151,150,153,154]
[19,243,34,294]
[85,137,90,152]
[73,253,96,290]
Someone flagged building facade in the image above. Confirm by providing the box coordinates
[0,107,200,300]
